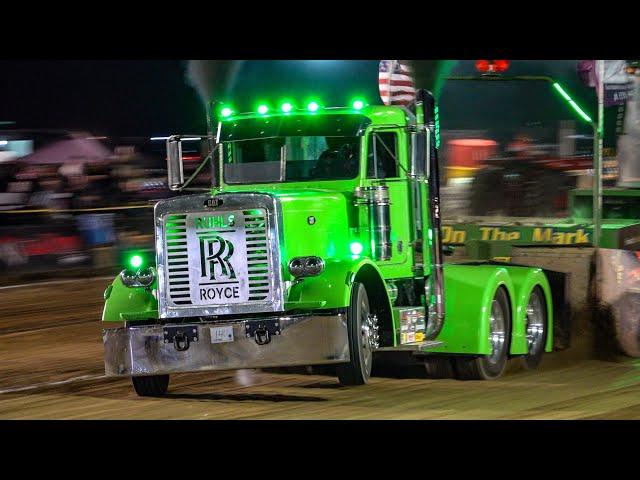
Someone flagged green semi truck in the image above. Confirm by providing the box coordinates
[102,90,554,396]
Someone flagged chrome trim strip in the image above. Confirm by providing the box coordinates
[375,340,443,352]
[103,314,348,376]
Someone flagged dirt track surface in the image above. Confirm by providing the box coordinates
[2,277,640,419]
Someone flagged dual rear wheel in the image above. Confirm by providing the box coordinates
[453,287,512,380]
[424,286,548,380]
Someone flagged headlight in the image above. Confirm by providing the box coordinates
[288,258,305,277]
[120,270,138,287]
[120,267,156,288]
[137,267,156,287]
[288,256,324,278]
[303,256,324,276]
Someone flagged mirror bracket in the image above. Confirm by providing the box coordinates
[166,135,184,191]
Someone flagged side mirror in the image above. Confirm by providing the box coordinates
[410,129,430,179]
[166,135,184,191]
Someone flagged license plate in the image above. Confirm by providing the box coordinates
[210,326,234,344]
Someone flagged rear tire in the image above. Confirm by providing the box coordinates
[337,282,374,386]
[612,292,640,358]
[521,286,548,370]
[424,357,454,379]
[131,374,169,397]
[454,287,511,380]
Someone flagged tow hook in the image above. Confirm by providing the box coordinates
[255,326,271,345]
[173,332,190,351]
[245,319,281,345]
[163,325,199,352]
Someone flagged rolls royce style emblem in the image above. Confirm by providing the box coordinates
[198,235,236,280]
[182,211,250,305]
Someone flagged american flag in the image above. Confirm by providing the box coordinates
[379,60,416,106]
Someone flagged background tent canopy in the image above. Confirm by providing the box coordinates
[20,137,112,165]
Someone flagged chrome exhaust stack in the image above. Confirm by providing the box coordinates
[415,89,445,340]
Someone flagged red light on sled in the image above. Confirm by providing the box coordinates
[475,59,510,74]
[493,60,510,72]
[475,60,491,73]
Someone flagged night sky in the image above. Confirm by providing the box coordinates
[0,60,205,137]
[0,60,595,141]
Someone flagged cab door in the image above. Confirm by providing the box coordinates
[363,127,414,279]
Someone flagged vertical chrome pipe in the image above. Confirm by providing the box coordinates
[593,60,604,249]
[207,100,220,189]
[416,89,445,340]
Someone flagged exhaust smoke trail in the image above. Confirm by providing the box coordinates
[407,60,457,98]
[184,60,457,110]
[185,60,245,106]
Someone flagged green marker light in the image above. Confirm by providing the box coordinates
[257,104,269,114]
[281,102,293,113]
[434,105,441,149]
[553,83,593,124]
[129,255,143,269]
[307,101,319,112]
[220,107,233,118]
[352,100,364,110]
[350,242,363,255]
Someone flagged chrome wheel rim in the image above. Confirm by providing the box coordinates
[488,299,506,365]
[525,291,545,354]
[359,295,375,377]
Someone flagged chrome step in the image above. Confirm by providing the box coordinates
[375,340,443,352]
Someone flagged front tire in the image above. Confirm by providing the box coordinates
[337,282,374,386]
[132,374,169,397]
[454,287,511,380]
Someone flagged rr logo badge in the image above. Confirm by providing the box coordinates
[198,235,236,280]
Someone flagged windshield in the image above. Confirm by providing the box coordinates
[223,136,360,183]
[220,113,369,184]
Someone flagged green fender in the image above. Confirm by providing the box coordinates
[502,266,554,354]
[429,264,517,355]
[102,274,158,323]
[286,257,392,314]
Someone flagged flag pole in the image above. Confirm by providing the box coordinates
[387,60,396,105]
[593,60,604,249]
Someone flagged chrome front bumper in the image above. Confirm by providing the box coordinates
[103,313,349,376]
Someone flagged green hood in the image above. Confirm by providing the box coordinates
[268,189,354,267]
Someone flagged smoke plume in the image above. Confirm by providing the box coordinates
[407,60,458,98]
[185,60,245,106]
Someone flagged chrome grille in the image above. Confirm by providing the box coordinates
[244,209,270,301]
[155,193,284,319]
[164,214,191,305]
